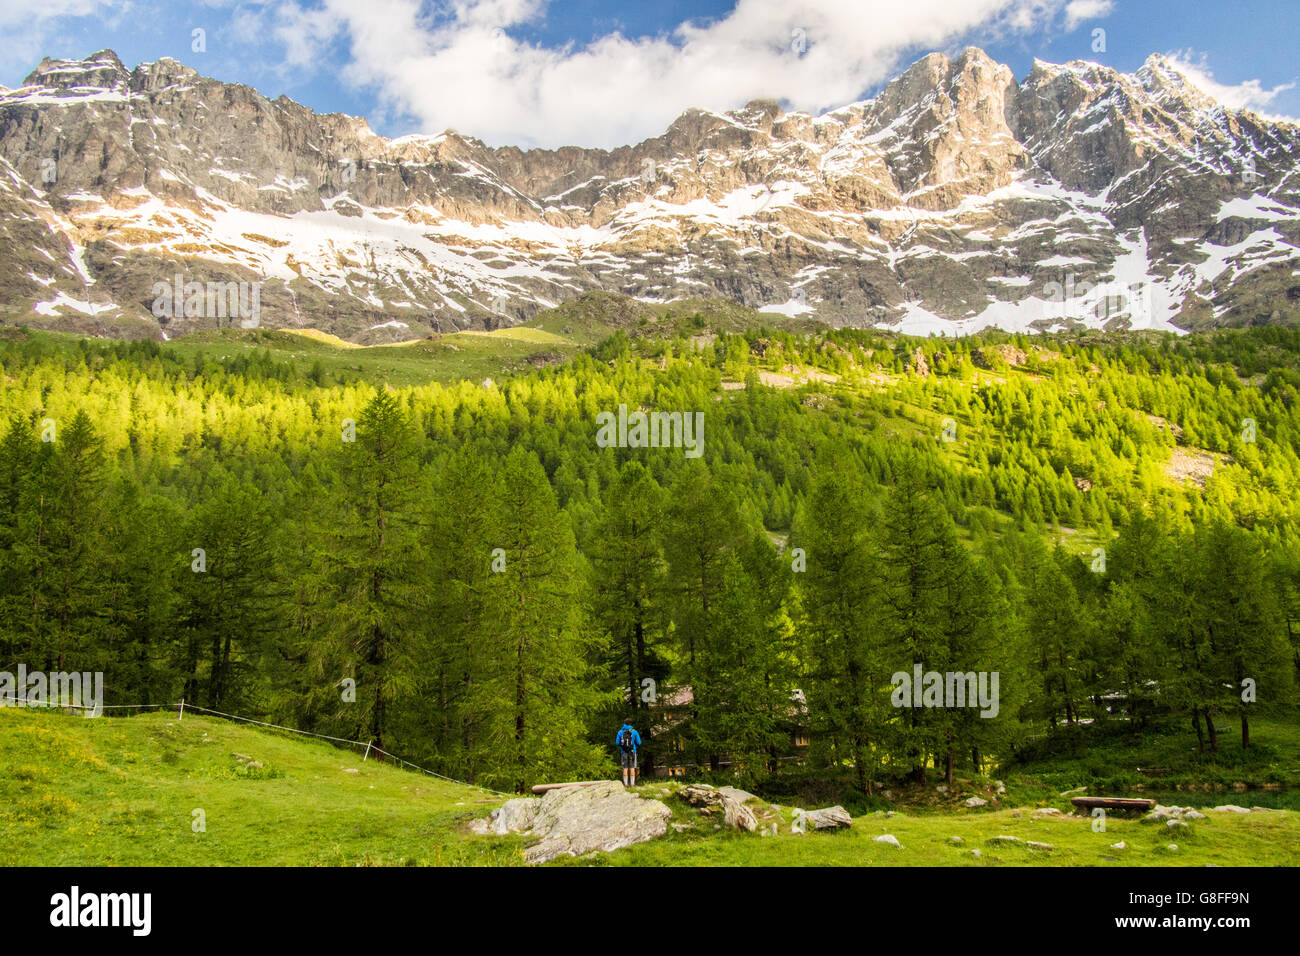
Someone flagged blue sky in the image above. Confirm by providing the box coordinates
[3,1,1297,149]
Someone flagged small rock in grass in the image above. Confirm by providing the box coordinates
[1026,841,1054,851]
[874,834,902,848]
[722,796,759,832]
[1144,805,1188,823]
[717,786,757,804]
[964,797,987,808]
[1210,805,1250,813]
[1166,844,1179,852]
[805,806,853,830]
[1032,807,1062,817]
[971,849,982,857]
[948,835,964,845]
[987,835,1022,845]
[1110,841,1127,850]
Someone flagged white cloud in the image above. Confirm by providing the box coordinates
[0,0,113,28]
[1063,0,1114,31]
[0,0,123,66]
[1166,50,1297,119]
[265,0,1079,149]
[268,1,350,69]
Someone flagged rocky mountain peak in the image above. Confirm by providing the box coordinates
[23,49,129,91]
[735,98,785,131]
[954,45,1013,80]
[0,46,1295,342]
[1135,54,1220,114]
[131,57,203,93]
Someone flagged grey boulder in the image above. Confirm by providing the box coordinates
[804,805,853,830]
[524,781,671,864]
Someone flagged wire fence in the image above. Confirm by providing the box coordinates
[0,693,510,797]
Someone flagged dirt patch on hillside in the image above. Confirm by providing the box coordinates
[1167,447,1220,487]
[758,366,840,389]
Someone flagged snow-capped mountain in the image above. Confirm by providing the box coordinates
[0,47,1297,342]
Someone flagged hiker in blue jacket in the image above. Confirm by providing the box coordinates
[616,719,642,788]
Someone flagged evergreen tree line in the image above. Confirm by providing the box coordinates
[0,326,1297,792]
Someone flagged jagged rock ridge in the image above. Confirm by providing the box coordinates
[0,47,1297,342]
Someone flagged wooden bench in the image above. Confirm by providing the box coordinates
[1071,796,1156,812]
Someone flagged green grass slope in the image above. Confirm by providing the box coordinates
[584,798,1299,867]
[0,708,513,866]
[3,709,1297,867]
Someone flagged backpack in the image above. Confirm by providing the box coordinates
[619,728,635,753]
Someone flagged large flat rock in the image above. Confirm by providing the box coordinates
[523,781,671,864]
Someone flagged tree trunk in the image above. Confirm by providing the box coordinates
[944,727,955,785]
[218,630,233,708]
[440,670,448,740]
[462,669,473,773]
[515,625,527,792]
[207,633,221,707]
[369,620,386,753]
[634,613,646,691]
[853,734,868,794]
[370,671,386,755]
[626,628,637,716]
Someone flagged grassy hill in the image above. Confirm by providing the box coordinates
[3,708,1296,867]
[0,707,511,866]
[2,292,830,388]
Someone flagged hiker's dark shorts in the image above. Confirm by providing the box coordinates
[620,751,638,770]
